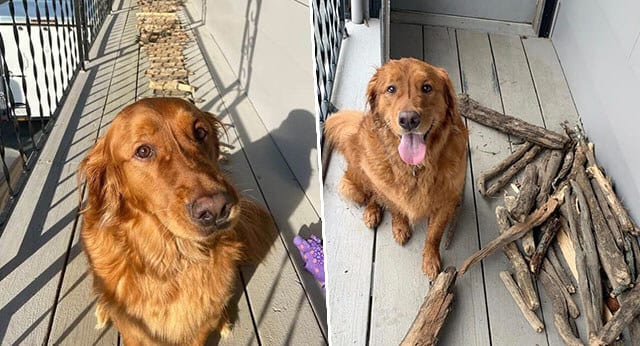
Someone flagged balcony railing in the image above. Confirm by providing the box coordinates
[0,0,111,226]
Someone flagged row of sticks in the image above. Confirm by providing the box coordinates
[401,95,640,346]
[136,0,194,96]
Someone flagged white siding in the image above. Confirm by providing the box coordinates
[552,0,640,221]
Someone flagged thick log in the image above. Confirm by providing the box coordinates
[400,267,457,346]
[575,169,631,289]
[477,142,533,195]
[460,186,567,275]
[457,94,570,149]
[539,267,584,346]
[567,181,604,336]
[530,216,561,274]
[496,206,539,310]
[484,145,542,197]
[590,284,640,345]
[499,271,545,332]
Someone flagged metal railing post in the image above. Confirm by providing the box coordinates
[73,0,87,70]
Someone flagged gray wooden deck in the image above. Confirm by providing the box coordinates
[325,23,582,345]
[0,0,326,344]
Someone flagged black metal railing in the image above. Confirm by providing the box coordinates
[312,0,345,125]
[0,0,112,223]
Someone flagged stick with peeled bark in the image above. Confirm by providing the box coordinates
[496,206,539,310]
[548,242,576,294]
[477,142,534,196]
[543,258,580,319]
[484,145,542,197]
[537,149,564,206]
[460,186,567,275]
[539,266,584,346]
[457,94,570,150]
[499,271,545,332]
[590,284,640,345]
[400,267,457,346]
[591,179,625,249]
[552,148,574,190]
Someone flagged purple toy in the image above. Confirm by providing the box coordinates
[294,234,325,289]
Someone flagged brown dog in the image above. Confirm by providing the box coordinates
[324,58,468,279]
[80,98,274,345]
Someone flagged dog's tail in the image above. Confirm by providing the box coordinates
[323,110,363,153]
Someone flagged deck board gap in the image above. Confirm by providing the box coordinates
[238,270,262,346]
[520,37,548,129]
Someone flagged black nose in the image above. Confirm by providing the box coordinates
[188,193,232,227]
[398,111,421,131]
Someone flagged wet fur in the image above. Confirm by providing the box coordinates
[324,58,468,279]
[80,98,275,345]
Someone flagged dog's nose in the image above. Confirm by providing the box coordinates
[398,111,421,131]
[188,193,232,227]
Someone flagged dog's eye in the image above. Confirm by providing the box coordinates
[135,145,154,159]
[422,84,432,93]
[386,85,396,94]
[195,126,207,141]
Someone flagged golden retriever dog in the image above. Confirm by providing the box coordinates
[324,58,468,279]
[80,98,274,345]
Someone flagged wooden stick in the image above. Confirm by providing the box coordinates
[539,267,584,346]
[457,94,570,149]
[510,164,540,223]
[586,165,639,236]
[496,206,539,310]
[591,177,625,249]
[548,241,576,294]
[568,181,604,336]
[575,169,631,289]
[537,149,564,206]
[543,258,580,319]
[485,145,542,197]
[477,142,533,196]
[590,284,640,345]
[460,186,567,275]
[530,216,561,274]
[553,148,574,190]
[499,271,545,332]
[400,267,457,346]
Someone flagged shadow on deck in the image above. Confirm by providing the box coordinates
[0,0,326,344]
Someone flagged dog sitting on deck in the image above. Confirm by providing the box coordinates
[324,58,468,279]
[79,98,275,345]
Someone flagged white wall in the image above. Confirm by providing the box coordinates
[552,0,640,221]
[185,0,320,212]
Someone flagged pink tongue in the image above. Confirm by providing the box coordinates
[398,133,426,165]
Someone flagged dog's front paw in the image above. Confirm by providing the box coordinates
[94,299,110,330]
[363,202,383,229]
[422,248,442,280]
[219,320,233,339]
[392,224,411,245]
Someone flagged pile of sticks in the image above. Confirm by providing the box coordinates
[456,94,640,345]
[136,0,194,96]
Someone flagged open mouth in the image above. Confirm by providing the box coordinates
[397,122,433,166]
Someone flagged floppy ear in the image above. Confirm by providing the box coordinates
[79,135,123,227]
[438,68,462,124]
[366,69,380,113]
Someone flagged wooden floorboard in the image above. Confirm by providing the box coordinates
[188,19,326,345]
[421,26,490,346]
[49,3,139,344]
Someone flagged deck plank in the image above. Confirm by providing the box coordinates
[48,4,143,344]
[522,37,580,132]
[0,2,133,343]
[390,23,423,59]
[190,22,326,345]
[422,25,491,346]
[457,29,550,345]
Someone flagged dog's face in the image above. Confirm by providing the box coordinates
[367,58,457,165]
[81,98,240,240]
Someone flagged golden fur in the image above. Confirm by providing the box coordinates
[324,58,468,279]
[80,98,274,345]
